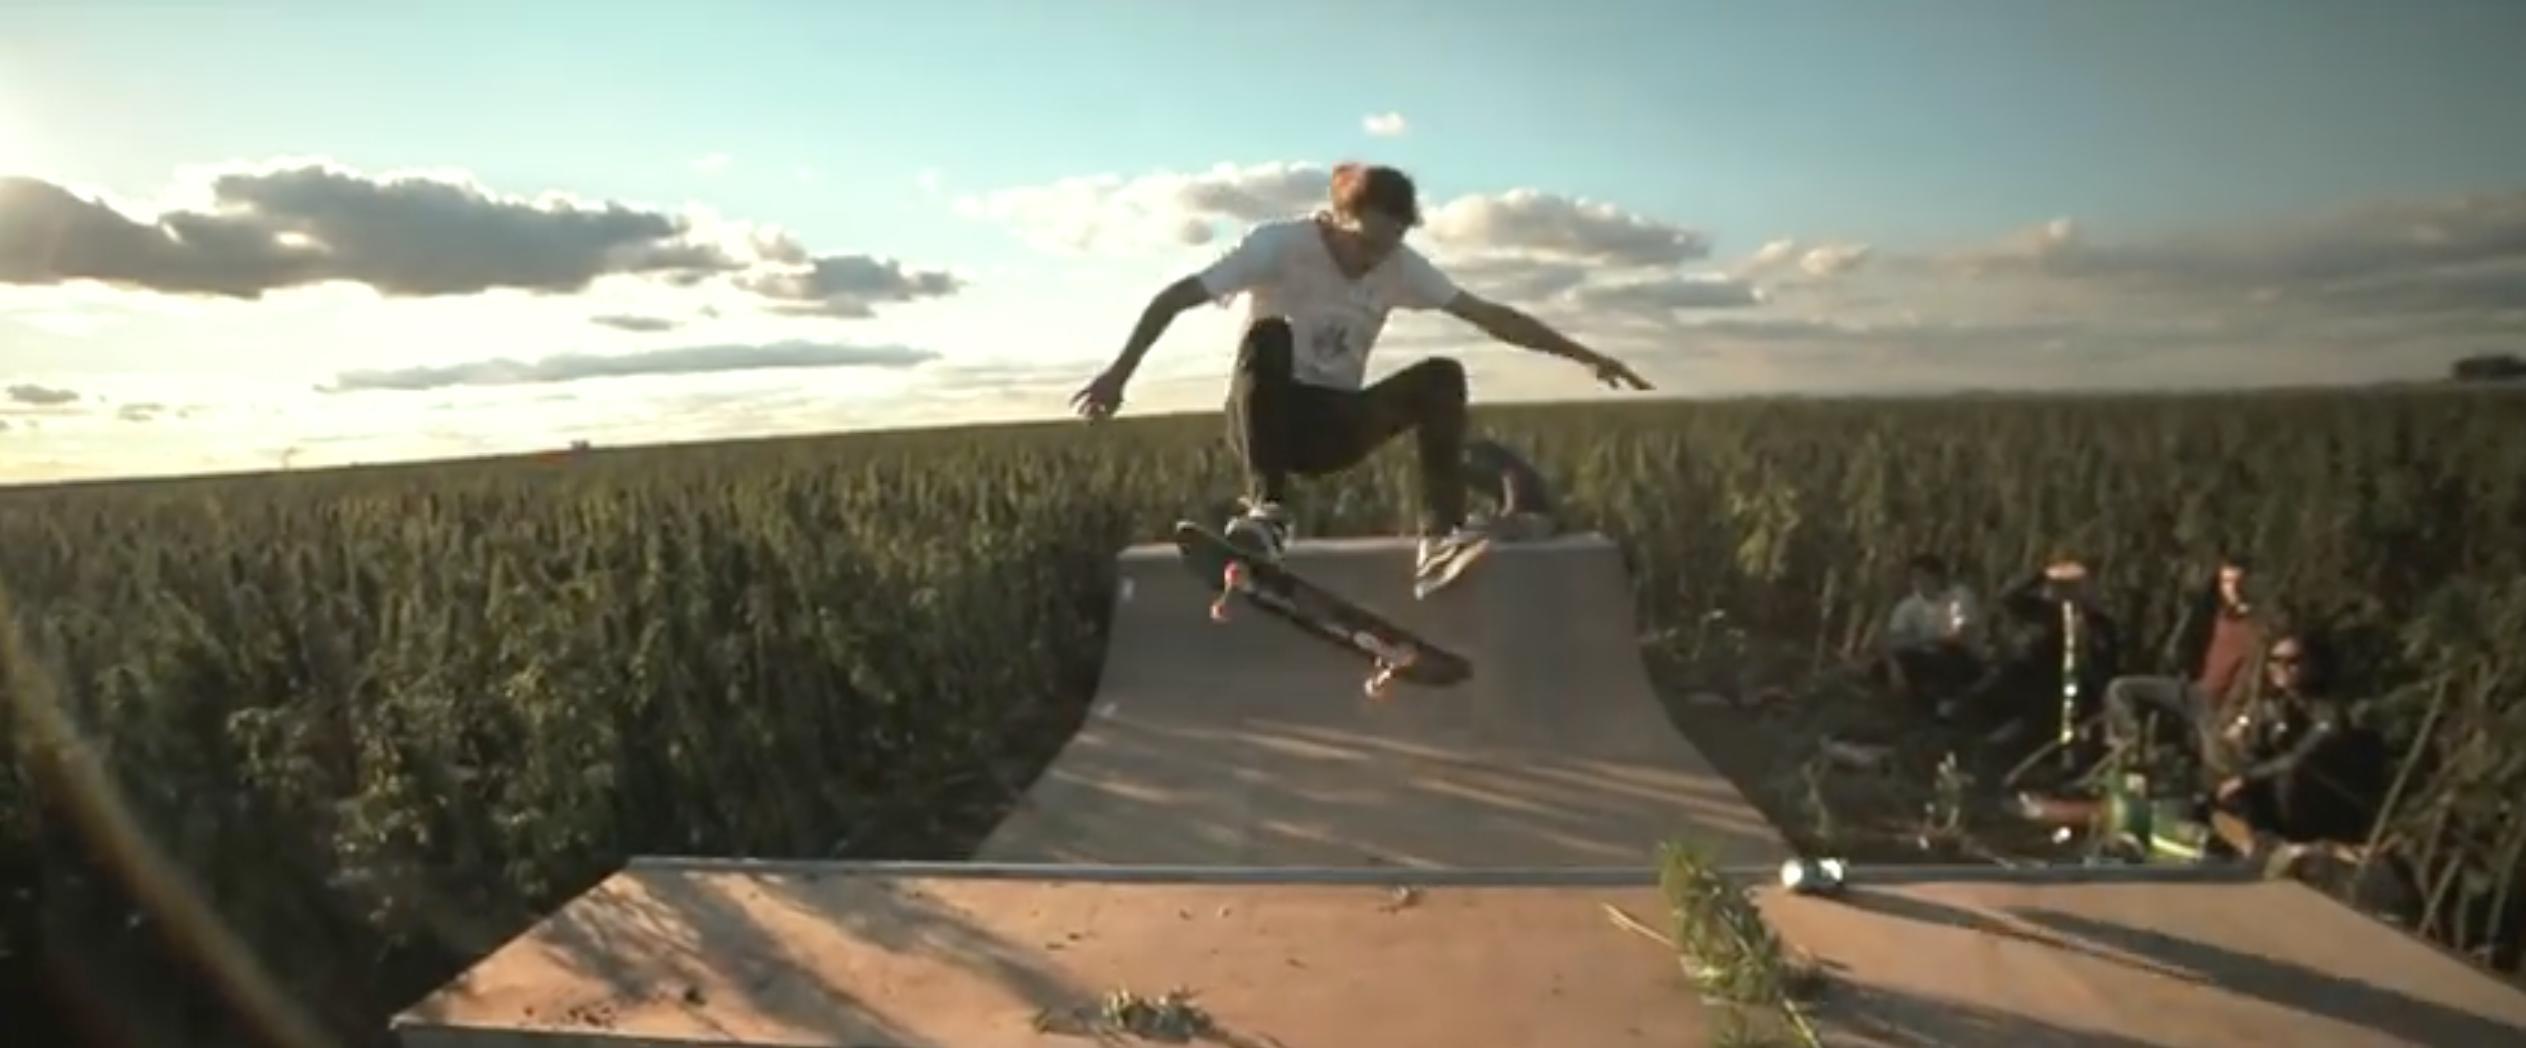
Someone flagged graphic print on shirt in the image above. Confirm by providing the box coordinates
[1305,318,1359,377]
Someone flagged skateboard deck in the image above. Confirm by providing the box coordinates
[1171,520,1472,698]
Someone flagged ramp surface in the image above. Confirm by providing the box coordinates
[976,534,1787,868]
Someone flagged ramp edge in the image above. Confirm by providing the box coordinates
[1116,530,1619,561]
[620,855,2266,886]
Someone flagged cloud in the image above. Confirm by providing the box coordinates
[590,313,679,332]
[1729,237,1873,281]
[733,254,964,319]
[955,159,2526,390]
[1423,188,1711,268]
[1798,243,1872,277]
[916,357,1097,396]
[1363,112,1408,137]
[1678,316,2083,347]
[0,164,736,298]
[0,159,961,320]
[1571,189,2524,390]
[960,162,1715,270]
[1571,274,1765,313]
[957,162,1729,322]
[118,402,164,422]
[1742,239,1799,273]
[0,419,10,432]
[324,340,941,392]
[7,383,79,405]
[955,161,1331,253]
[2293,257,2526,314]
[1436,254,1595,304]
[1546,186,2517,391]
[1935,190,2526,307]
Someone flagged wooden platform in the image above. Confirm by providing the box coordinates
[390,535,2526,1046]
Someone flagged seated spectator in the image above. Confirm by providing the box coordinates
[1972,556,2122,774]
[2105,553,2267,772]
[1875,553,1983,718]
[2207,631,2391,856]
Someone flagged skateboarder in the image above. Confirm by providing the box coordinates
[1071,162,1651,596]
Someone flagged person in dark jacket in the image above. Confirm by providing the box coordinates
[2207,631,2391,853]
[1971,556,2122,773]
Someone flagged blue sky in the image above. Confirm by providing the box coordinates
[5,1,2525,482]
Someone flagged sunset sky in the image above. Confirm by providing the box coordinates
[5,1,2524,483]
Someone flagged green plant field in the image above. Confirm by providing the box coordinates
[3,386,2522,1044]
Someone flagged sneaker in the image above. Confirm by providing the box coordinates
[1223,499,1291,562]
[1413,523,1494,599]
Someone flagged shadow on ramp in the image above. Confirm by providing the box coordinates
[394,862,1719,1047]
[1759,878,2526,1048]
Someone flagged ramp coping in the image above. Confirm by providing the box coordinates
[624,854,2265,887]
[1117,530,1619,560]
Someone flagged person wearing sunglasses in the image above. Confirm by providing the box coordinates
[2206,632,2390,860]
[1974,555,2123,773]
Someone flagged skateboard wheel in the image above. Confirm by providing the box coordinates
[1209,562,1246,623]
[1365,664,1398,701]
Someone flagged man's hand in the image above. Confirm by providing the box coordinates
[1077,276,1208,423]
[1071,367,1129,422]
[1444,291,1652,391]
[2215,775,2245,804]
[1579,349,1652,391]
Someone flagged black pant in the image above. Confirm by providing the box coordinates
[1227,318,1469,536]
[2104,676,2233,787]
[1887,644,1981,704]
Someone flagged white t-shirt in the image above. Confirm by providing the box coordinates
[1195,214,1463,390]
[1885,584,1982,652]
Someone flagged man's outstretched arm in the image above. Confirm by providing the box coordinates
[1075,275,1214,420]
[1441,291,1651,389]
[1110,276,1215,379]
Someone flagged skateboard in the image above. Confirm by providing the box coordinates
[1171,520,1472,700]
